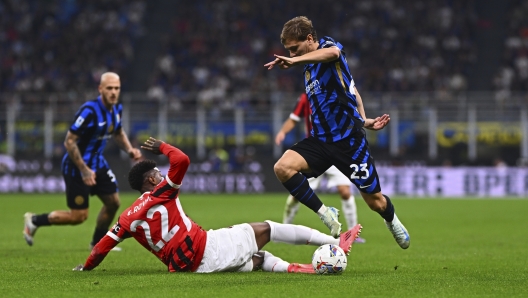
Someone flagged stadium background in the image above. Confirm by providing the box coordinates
[1,0,528,196]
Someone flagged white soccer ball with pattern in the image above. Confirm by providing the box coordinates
[311,244,348,274]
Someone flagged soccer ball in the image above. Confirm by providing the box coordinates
[311,244,348,274]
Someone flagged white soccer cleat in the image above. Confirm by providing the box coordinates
[283,195,300,224]
[320,207,342,238]
[385,214,410,249]
[23,212,38,246]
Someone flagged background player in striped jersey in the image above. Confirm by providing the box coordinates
[265,16,410,249]
[72,137,361,273]
[23,72,142,250]
[276,93,365,243]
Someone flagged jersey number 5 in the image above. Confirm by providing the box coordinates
[130,200,192,252]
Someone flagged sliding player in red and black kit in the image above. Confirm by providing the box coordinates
[74,137,361,273]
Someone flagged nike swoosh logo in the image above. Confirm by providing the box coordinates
[98,122,106,126]
[359,184,372,189]
[402,229,410,241]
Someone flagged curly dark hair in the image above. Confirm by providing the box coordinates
[128,159,157,192]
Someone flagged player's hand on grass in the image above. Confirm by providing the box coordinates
[72,264,84,271]
[364,114,390,131]
[141,137,164,155]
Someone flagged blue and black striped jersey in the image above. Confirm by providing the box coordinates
[303,36,364,143]
[62,96,123,171]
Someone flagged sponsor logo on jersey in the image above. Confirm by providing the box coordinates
[96,134,113,140]
[305,79,321,96]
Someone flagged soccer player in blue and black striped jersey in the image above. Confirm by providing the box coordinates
[265,16,410,249]
[23,72,142,250]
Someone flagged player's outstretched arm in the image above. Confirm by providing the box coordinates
[142,137,190,186]
[74,234,121,271]
[352,86,391,131]
[64,131,96,186]
[114,128,142,161]
[364,114,390,131]
[141,137,164,155]
[265,48,340,70]
[275,118,297,145]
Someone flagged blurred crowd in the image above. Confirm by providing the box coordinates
[493,0,528,99]
[147,0,477,112]
[0,0,146,94]
[0,0,479,103]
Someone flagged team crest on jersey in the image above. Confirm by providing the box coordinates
[305,71,310,81]
[107,124,114,134]
[74,116,85,128]
[75,195,84,205]
[111,222,121,233]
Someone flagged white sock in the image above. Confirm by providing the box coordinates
[266,220,339,246]
[283,195,300,224]
[316,205,328,216]
[262,251,289,272]
[341,196,358,229]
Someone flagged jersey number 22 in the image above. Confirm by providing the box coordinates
[130,200,192,252]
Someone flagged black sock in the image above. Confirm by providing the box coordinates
[32,214,51,227]
[91,228,108,246]
[378,195,395,222]
[282,173,323,213]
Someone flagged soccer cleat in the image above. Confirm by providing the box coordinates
[283,195,300,224]
[89,243,123,252]
[354,237,366,244]
[287,263,316,274]
[385,214,410,249]
[339,224,362,255]
[23,212,38,246]
[320,207,342,238]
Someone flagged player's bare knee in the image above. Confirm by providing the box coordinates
[339,191,351,200]
[100,194,120,211]
[70,211,88,224]
[274,159,294,180]
[337,186,351,199]
[273,160,285,175]
[106,199,120,212]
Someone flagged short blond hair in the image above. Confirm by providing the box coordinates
[280,16,317,44]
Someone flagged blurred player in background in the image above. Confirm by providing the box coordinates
[275,93,365,243]
[73,137,362,274]
[23,72,142,250]
[265,16,409,248]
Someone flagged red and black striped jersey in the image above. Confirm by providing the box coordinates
[289,93,312,138]
[83,143,207,272]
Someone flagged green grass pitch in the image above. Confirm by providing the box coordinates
[1,193,527,297]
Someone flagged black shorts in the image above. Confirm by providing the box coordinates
[62,165,118,210]
[290,131,381,194]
